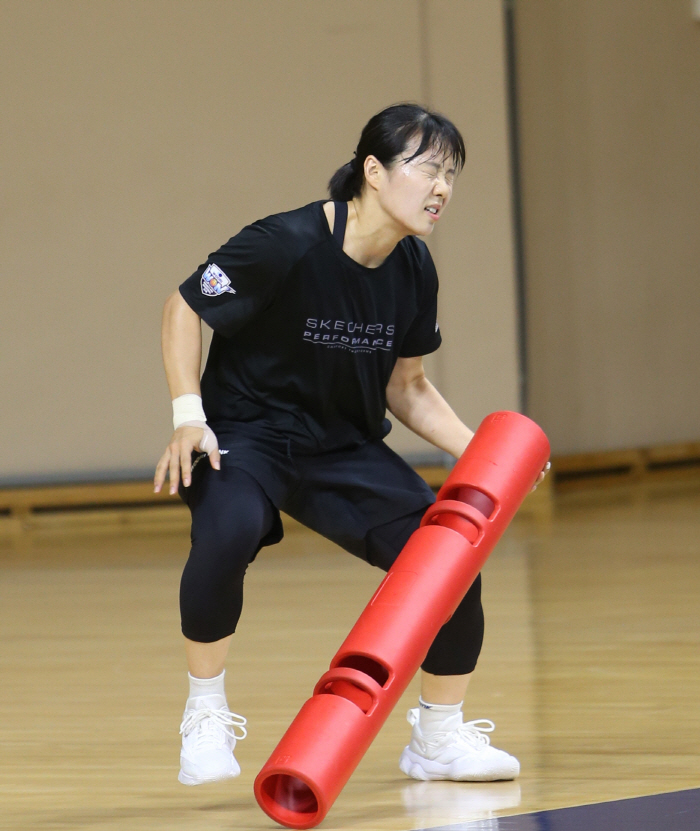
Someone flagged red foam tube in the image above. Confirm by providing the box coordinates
[254,411,550,829]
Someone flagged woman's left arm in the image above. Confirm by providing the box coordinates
[386,356,551,488]
[386,356,473,459]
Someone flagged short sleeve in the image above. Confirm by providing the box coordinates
[179,215,292,338]
[399,244,442,358]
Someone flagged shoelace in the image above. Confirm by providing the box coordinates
[408,709,497,750]
[455,719,495,748]
[179,708,248,747]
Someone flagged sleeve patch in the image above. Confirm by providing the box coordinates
[201,263,236,297]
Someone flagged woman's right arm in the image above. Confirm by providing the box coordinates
[154,291,221,494]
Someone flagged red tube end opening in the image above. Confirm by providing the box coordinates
[257,773,322,829]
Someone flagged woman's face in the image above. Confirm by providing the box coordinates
[373,141,457,236]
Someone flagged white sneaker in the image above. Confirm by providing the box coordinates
[399,708,520,782]
[178,694,247,786]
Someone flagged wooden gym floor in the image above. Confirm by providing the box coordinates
[1,473,699,830]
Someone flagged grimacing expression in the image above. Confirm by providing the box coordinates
[379,143,456,236]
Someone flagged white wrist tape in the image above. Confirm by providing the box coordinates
[172,394,207,430]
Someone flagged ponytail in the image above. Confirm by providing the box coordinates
[328,159,363,201]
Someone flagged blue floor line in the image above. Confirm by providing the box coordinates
[419,787,700,831]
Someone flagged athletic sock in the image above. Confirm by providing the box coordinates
[188,669,226,703]
[418,696,463,734]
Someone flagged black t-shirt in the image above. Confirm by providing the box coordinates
[179,200,442,452]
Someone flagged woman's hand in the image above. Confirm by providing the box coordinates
[154,423,221,495]
[531,461,552,492]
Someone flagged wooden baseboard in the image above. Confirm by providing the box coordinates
[0,462,553,538]
[3,440,697,536]
[552,441,700,491]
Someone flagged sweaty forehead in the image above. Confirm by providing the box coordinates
[409,150,456,171]
[401,139,456,170]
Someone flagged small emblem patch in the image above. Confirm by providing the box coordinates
[201,263,236,297]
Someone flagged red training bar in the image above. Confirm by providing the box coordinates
[254,411,550,829]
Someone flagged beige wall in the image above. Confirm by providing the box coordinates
[1,0,519,485]
[515,0,700,455]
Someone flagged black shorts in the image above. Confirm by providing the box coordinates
[179,427,484,673]
[182,426,436,562]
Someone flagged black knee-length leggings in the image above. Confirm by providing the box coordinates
[180,466,484,676]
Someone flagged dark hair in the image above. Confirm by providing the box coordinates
[328,103,466,201]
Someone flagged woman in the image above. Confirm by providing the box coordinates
[155,103,539,787]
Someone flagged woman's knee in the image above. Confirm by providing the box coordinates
[180,512,268,643]
[188,467,277,572]
[180,467,278,638]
